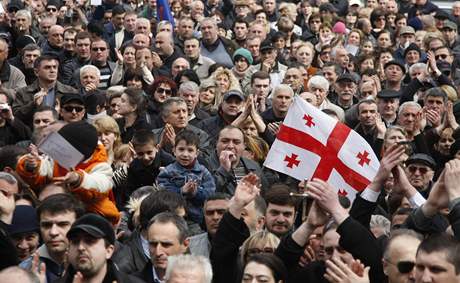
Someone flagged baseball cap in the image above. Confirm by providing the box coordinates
[260,39,276,52]
[223,89,245,101]
[67,214,115,245]
[61,93,85,105]
[405,153,436,170]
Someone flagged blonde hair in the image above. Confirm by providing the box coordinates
[440,84,458,102]
[244,133,270,164]
[211,67,242,105]
[240,231,280,265]
[93,116,122,150]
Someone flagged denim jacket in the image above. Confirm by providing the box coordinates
[157,161,215,223]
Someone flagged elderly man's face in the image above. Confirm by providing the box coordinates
[172,58,190,78]
[48,26,64,48]
[405,163,433,189]
[81,69,100,88]
[164,102,188,129]
[201,21,218,43]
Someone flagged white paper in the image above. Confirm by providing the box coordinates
[90,0,102,6]
[345,45,359,56]
[0,4,5,14]
[38,132,84,170]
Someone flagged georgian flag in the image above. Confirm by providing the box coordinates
[264,96,380,200]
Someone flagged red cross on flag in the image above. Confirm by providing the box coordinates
[264,96,380,200]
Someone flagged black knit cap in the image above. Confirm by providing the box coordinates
[58,121,98,161]
[404,43,421,58]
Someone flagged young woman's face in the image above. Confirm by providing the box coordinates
[235,57,250,72]
[242,262,276,283]
[99,131,116,152]
[123,46,136,65]
[200,87,216,105]
[118,93,136,115]
[216,74,231,91]
[348,31,361,46]
[362,41,374,55]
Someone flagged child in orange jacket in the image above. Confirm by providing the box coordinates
[16,121,120,225]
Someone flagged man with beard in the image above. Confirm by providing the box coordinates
[264,184,296,238]
[58,213,143,283]
[17,44,41,85]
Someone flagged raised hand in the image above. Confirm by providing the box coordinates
[423,169,448,216]
[444,159,460,201]
[324,257,370,283]
[53,171,81,188]
[371,144,406,189]
[34,88,47,106]
[31,252,47,283]
[306,179,347,224]
[229,173,260,219]
[306,200,329,228]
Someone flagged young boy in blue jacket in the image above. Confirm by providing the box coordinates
[157,130,215,224]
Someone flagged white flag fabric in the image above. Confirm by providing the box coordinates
[264,96,380,199]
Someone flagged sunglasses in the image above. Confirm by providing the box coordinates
[63,105,84,113]
[92,47,107,52]
[388,261,415,273]
[324,246,346,255]
[407,166,429,174]
[156,87,172,95]
[47,7,57,12]
[435,54,449,60]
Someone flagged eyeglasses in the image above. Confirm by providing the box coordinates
[388,260,415,274]
[63,105,85,113]
[324,245,346,256]
[435,54,449,60]
[46,7,57,12]
[92,47,107,52]
[407,165,429,174]
[156,87,172,95]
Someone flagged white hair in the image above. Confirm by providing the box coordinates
[165,255,213,283]
[179,81,199,94]
[80,65,101,79]
[16,9,32,22]
[370,215,391,237]
[307,75,330,92]
[409,63,426,76]
[273,84,294,97]
[398,101,421,116]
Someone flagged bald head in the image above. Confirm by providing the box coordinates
[155,31,174,56]
[133,33,151,48]
[48,25,64,48]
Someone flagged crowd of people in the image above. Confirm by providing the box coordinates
[0,0,460,282]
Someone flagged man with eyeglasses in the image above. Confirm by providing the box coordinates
[59,94,86,123]
[383,229,422,283]
[75,38,115,90]
[14,54,78,128]
[404,154,436,198]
